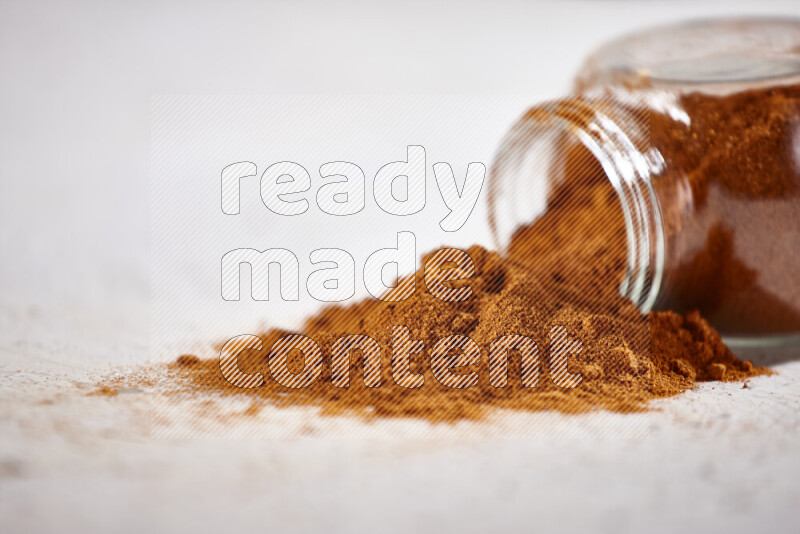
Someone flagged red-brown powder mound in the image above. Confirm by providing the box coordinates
[166,237,766,422]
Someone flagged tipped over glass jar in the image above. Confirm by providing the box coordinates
[489,18,800,350]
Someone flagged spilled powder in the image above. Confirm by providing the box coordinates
[163,177,767,423]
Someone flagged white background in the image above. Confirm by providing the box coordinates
[1,2,800,533]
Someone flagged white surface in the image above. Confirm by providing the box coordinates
[2,1,800,532]
[2,346,799,533]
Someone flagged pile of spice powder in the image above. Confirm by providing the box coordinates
[165,173,767,423]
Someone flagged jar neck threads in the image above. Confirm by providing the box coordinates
[488,97,666,312]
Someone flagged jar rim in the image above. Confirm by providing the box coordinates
[488,98,666,312]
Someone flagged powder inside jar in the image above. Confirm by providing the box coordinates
[651,83,800,335]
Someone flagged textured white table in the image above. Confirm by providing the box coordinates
[2,317,799,533]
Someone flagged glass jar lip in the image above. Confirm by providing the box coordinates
[580,17,800,87]
[488,98,666,312]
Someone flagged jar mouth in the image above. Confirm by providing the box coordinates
[488,98,666,312]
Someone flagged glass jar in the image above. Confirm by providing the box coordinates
[488,18,800,351]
